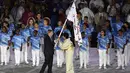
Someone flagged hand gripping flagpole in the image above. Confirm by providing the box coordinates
[54,0,77,48]
[54,19,68,48]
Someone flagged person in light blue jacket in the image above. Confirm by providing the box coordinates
[30,30,40,66]
[97,29,109,69]
[20,24,30,64]
[79,32,89,69]
[0,26,10,65]
[114,29,127,69]
[12,28,24,66]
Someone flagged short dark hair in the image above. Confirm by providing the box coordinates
[34,30,38,33]
[48,29,53,33]
[100,29,106,36]
[118,29,123,32]
[81,31,85,37]
[63,32,69,39]
[77,12,82,16]
[84,16,88,19]
[106,20,110,23]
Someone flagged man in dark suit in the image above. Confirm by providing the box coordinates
[40,30,54,73]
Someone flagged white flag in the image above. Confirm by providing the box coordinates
[67,2,82,45]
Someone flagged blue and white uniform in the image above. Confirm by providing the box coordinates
[54,26,62,35]
[79,37,89,68]
[79,20,84,32]
[8,23,15,36]
[28,26,34,36]
[12,35,24,65]
[0,32,10,65]
[97,35,109,69]
[114,34,126,69]
[30,36,40,66]
[20,28,31,63]
[43,25,52,35]
[112,22,123,36]
[54,26,64,67]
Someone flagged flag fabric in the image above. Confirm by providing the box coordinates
[67,2,82,45]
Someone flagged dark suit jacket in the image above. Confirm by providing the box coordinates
[44,35,55,57]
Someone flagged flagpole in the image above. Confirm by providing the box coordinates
[54,0,77,48]
[54,19,68,48]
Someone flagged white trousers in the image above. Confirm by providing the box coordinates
[80,50,87,67]
[106,43,112,65]
[7,47,10,63]
[28,43,32,61]
[32,49,40,66]
[21,43,28,63]
[124,43,130,66]
[1,46,8,64]
[56,50,64,67]
[15,49,21,65]
[99,49,107,67]
[117,49,125,67]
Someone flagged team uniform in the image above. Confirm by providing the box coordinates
[12,35,24,65]
[0,32,10,65]
[30,35,40,66]
[83,27,92,65]
[20,28,30,63]
[79,37,89,68]
[54,26,64,67]
[114,34,126,69]
[7,23,15,63]
[112,22,123,36]
[97,35,109,69]
[43,25,52,35]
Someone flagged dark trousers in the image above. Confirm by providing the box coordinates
[39,54,53,73]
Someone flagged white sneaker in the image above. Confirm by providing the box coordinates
[59,65,62,68]
[99,66,102,69]
[5,63,7,65]
[116,66,120,69]
[84,66,87,69]
[32,64,35,67]
[1,63,4,65]
[15,64,18,66]
[122,66,125,69]
[36,64,39,66]
[26,61,29,64]
[104,66,107,69]
[57,65,59,67]
[79,66,83,69]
